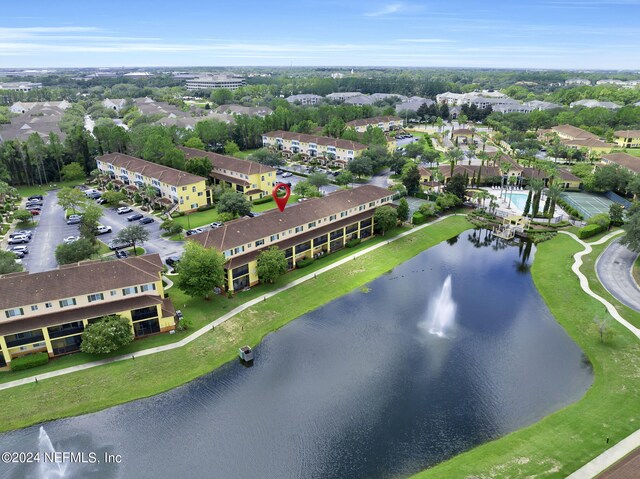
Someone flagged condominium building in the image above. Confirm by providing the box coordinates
[614,130,640,149]
[569,99,621,109]
[538,124,615,153]
[601,153,640,174]
[565,78,591,86]
[345,116,404,133]
[186,75,246,91]
[0,82,42,92]
[325,92,363,101]
[179,147,277,201]
[262,131,367,167]
[286,94,324,105]
[0,254,176,369]
[190,185,393,291]
[96,153,210,213]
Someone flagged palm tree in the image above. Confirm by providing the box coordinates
[545,183,563,225]
[445,147,464,178]
[476,190,491,210]
[143,185,159,209]
[507,175,518,208]
[529,178,545,218]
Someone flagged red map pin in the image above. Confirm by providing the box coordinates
[272,183,291,212]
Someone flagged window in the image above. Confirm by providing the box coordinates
[191,203,198,209]
[45,302,52,308]
[340,211,347,218]
[255,239,264,247]
[5,307,24,319]
[359,205,365,211]
[182,186,187,191]
[369,202,375,207]
[270,234,280,242]
[31,305,38,312]
[122,286,139,296]
[59,298,77,308]
[141,283,156,292]
[171,186,177,192]
[233,246,245,254]
[308,221,316,228]
[192,186,196,192]
[329,215,336,221]
[87,293,104,303]
[295,226,303,233]
[110,290,117,297]
[198,192,203,196]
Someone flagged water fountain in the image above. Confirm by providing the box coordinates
[38,426,68,479]
[423,275,457,338]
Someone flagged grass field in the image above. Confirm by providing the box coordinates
[15,180,85,198]
[0,216,472,432]
[413,233,640,478]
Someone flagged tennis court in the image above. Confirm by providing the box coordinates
[559,191,615,218]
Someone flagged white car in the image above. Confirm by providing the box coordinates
[117,207,133,214]
[10,245,29,255]
[8,235,30,245]
[95,225,112,235]
[281,172,293,178]
[63,236,80,244]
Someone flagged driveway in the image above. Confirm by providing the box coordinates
[596,238,640,312]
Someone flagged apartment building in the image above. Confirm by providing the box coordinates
[325,92,362,101]
[263,131,367,167]
[0,254,176,369]
[538,124,615,153]
[345,116,404,133]
[96,153,210,213]
[0,82,42,92]
[190,185,393,291]
[286,94,324,105]
[186,75,246,91]
[601,153,640,174]
[179,147,277,201]
[569,99,621,109]
[614,130,640,149]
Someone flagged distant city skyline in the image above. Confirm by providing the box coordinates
[1,0,639,70]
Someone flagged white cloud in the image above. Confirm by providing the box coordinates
[365,3,405,17]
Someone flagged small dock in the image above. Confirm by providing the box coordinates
[493,215,531,240]
[238,345,254,362]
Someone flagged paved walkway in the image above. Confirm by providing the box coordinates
[561,230,640,479]
[596,238,640,312]
[0,214,463,392]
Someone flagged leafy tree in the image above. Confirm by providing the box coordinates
[347,156,372,178]
[256,246,288,284]
[436,192,462,210]
[587,213,611,231]
[0,250,22,275]
[609,203,624,226]
[224,140,240,156]
[102,190,127,207]
[79,204,103,244]
[397,198,410,222]
[248,148,284,167]
[217,190,252,217]
[522,189,533,217]
[445,173,467,200]
[55,238,97,265]
[621,206,640,252]
[593,164,631,193]
[115,224,150,255]
[389,153,407,175]
[61,162,86,182]
[307,172,330,189]
[58,187,90,214]
[185,156,212,178]
[362,126,387,146]
[323,117,346,138]
[177,241,225,299]
[341,128,359,141]
[402,164,422,196]
[160,219,184,235]
[80,315,133,354]
[374,205,397,236]
[293,180,321,198]
[14,209,33,223]
[195,119,231,149]
[593,316,615,344]
[183,137,205,150]
[210,88,233,105]
[334,170,353,187]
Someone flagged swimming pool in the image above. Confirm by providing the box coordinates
[506,192,529,212]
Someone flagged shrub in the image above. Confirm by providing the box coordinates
[412,211,427,225]
[346,238,361,248]
[197,204,216,212]
[296,257,315,268]
[587,213,611,231]
[10,352,49,371]
[176,316,193,331]
[253,196,274,205]
[578,224,603,239]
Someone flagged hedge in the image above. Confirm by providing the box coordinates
[10,352,49,371]
[412,212,427,225]
[253,196,274,205]
[346,238,361,248]
[578,224,602,239]
[556,197,583,220]
[296,257,315,268]
[196,204,216,212]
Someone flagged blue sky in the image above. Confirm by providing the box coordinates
[1,0,639,69]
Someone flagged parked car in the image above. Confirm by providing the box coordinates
[26,205,41,211]
[186,228,205,236]
[245,212,255,218]
[10,231,32,239]
[66,216,81,225]
[28,195,43,201]
[86,192,101,199]
[127,213,144,222]
[117,206,133,214]
[96,198,107,205]
[30,210,41,216]
[165,255,181,267]
[10,245,29,255]
[95,225,112,235]
[139,217,154,225]
[276,169,283,175]
[63,236,79,244]
[114,250,129,259]
[282,172,293,178]
[25,200,43,207]
[210,222,223,229]
[8,235,30,245]
[108,240,134,251]
[10,250,25,259]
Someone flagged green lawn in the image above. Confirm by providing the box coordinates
[252,195,301,212]
[622,149,640,157]
[15,180,85,198]
[413,233,640,479]
[233,148,260,159]
[173,209,222,229]
[0,216,472,432]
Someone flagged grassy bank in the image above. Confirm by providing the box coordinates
[0,217,471,432]
[413,233,640,478]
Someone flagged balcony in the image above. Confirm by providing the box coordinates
[48,322,85,339]
[5,333,45,348]
[131,306,159,322]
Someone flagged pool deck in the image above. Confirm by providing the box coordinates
[480,187,569,219]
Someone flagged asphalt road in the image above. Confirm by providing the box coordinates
[596,238,640,312]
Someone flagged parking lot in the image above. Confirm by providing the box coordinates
[14,189,183,273]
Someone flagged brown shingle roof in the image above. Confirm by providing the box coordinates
[601,153,640,174]
[562,138,615,148]
[264,131,367,151]
[345,116,402,128]
[97,153,206,186]
[552,124,599,140]
[451,128,474,136]
[0,295,165,336]
[179,147,275,176]
[0,254,164,311]
[438,165,501,178]
[614,130,640,139]
[210,171,250,187]
[191,185,391,253]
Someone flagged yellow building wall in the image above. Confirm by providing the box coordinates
[176,180,208,212]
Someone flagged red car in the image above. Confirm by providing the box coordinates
[30,210,40,215]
